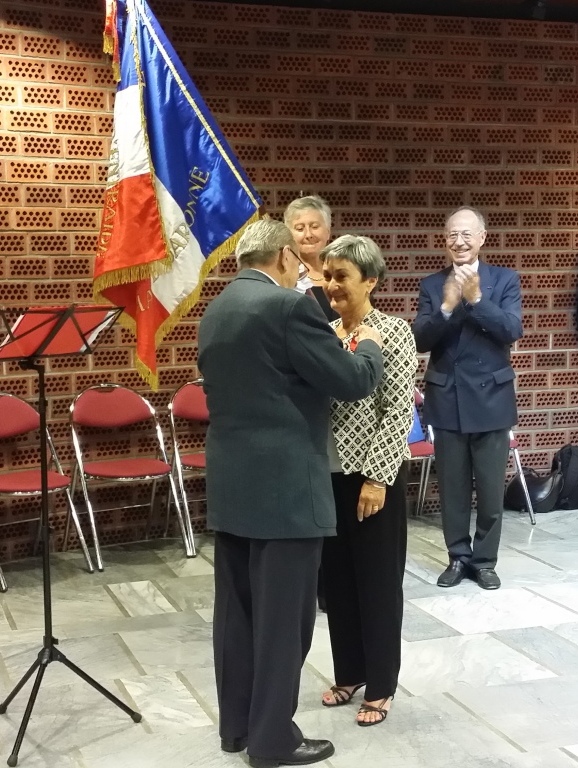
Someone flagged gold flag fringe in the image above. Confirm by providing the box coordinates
[103,30,120,82]
[93,210,261,391]
[93,254,174,299]
[103,32,113,55]
[135,357,158,392]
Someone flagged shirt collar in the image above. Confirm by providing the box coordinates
[453,259,479,274]
[250,268,280,286]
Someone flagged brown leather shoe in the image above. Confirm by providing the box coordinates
[437,559,468,588]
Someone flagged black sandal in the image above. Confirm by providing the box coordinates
[356,696,392,726]
[321,683,365,707]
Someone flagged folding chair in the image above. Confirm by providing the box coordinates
[408,388,435,517]
[166,380,210,556]
[69,383,194,571]
[0,392,94,590]
[509,430,536,525]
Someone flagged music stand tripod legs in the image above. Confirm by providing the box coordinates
[0,307,141,766]
[0,639,142,767]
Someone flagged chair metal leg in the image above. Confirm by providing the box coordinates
[168,473,196,557]
[416,457,433,517]
[511,447,536,525]
[0,564,7,592]
[47,428,93,570]
[170,454,198,556]
[75,467,105,571]
[145,479,157,540]
[164,482,172,538]
[65,488,94,573]
[64,470,78,553]
[63,503,71,552]
[412,461,425,517]
[165,454,180,538]
[164,462,179,539]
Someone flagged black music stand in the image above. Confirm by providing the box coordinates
[0,305,141,767]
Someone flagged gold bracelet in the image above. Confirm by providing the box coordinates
[365,479,385,489]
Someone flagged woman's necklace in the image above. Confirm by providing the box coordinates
[338,305,372,336]
[304,260,323,282]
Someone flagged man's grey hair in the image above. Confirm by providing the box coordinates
[283,195,332,229]
[445,205,486,232]
[235,218,295,269]
[320,235,386,289]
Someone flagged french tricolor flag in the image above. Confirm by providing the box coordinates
[95,0,262,389]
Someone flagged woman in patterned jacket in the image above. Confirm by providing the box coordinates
[319,235,417,726]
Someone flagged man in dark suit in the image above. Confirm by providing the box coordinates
[198,218,384,767]
[413,206,523,591]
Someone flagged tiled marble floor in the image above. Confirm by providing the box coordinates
[1,510,578,768]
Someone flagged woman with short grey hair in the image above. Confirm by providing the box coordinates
[319,234,417,727]
[283,195,337,321]
[284,195,331,231]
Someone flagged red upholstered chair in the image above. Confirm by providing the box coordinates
[508,430,536,525]
[166,380,209,556]
[408,388,435,517]
[69,383,194,571]
[0,392,94,591]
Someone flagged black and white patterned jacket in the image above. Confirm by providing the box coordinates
[330,307,417,487]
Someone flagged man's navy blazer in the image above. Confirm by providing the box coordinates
[198,269,383,540]
[412,260,523,434]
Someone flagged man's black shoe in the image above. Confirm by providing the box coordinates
[475,568,501,590]
[248,738,335,767]
[221,737,247,753]
[437,559,468,588]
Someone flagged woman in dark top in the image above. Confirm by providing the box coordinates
[284,195,337,613]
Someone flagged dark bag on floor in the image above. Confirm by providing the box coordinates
[551,444,578,510]
[504,467,563,514]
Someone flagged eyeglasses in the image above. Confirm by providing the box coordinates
[289,248,309,279]
[445,230,484,244]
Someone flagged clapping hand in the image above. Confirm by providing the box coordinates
[441,274,461,313]
[454,265,481,304]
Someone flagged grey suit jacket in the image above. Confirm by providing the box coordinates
[412,260,523,433]
[197,269,384,539]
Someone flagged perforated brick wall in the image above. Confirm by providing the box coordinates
[1,0,578,560]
